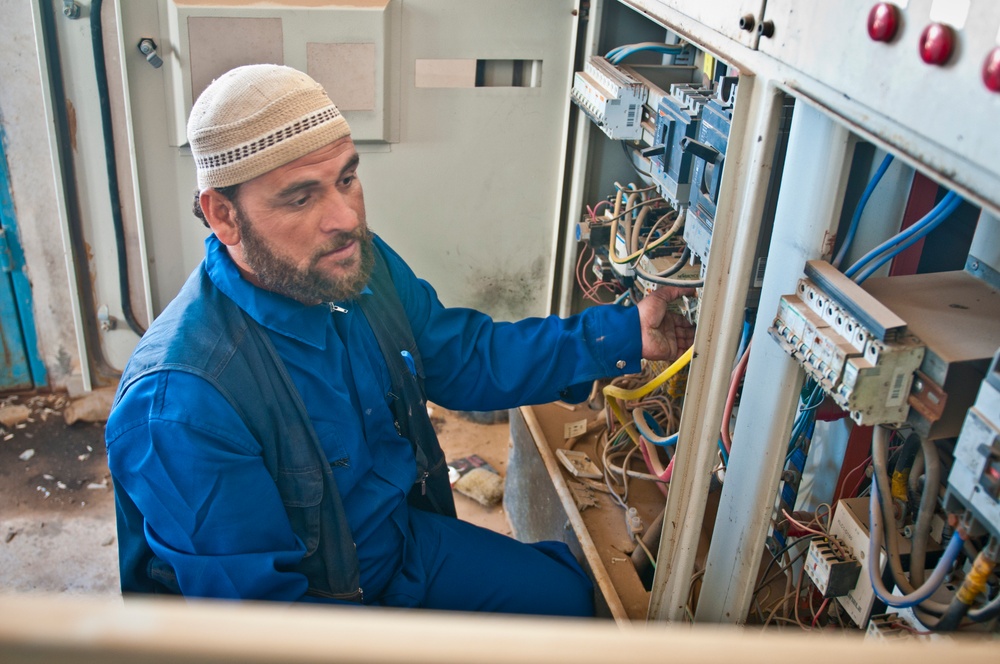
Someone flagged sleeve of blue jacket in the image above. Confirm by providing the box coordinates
[375,236,643,409]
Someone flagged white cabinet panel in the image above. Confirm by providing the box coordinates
[625,0,766,47]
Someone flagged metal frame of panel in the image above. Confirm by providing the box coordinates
[696,105,855,621]
[649,76,786,621]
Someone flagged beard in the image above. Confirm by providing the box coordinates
[233,203,375,305]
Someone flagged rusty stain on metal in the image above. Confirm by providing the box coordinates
[65,99,77,152]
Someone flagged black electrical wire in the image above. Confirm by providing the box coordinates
[91,0,146,336]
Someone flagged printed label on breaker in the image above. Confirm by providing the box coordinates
[886,368,908,407]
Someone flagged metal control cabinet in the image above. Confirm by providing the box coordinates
[563,0,1000,626]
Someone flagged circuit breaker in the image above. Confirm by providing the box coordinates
[769,260,925,425]
[570,57,648,140]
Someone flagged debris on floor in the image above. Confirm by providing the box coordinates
[450,455,504,507]
[0,404,31,429]
[63,387,117,425]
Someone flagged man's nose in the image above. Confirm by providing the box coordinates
[319,191,358,232]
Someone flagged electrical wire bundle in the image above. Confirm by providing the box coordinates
[558,350,693,574]
[867,426,1000,631]
[751,505,847,629]
[605,182,703,289]
[833,153,964,283]
[604,41,687,66]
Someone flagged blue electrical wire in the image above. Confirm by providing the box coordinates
[853,192,963,283]
[734,317,752,366]
[606,42,685,65]
[717,438,729,465]
[844,191,959,280]
[633,408,678,447]
[832,154,894,268]
[869,479,964,608]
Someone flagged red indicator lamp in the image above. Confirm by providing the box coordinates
[867,3,900,42]
[919,23,955,65]
[984,47,1000,93]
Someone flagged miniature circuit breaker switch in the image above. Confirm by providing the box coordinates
[768,260,925,426]
[570,57,647,141]
[683,87,735,261]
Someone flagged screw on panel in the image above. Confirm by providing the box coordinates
[738,14,756,32]
[758,20,775,38]
[63,1,81,19]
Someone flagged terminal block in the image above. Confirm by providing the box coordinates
[805,536,862,598]
[570,57,647,140]
[768,260,925,425]
[866,613,926,640]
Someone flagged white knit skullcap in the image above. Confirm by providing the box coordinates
[187,64,352,190]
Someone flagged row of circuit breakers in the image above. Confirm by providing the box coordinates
[570,53,734,263]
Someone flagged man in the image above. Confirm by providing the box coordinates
[106,64,694,615]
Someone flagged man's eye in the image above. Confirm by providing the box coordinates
[291,195,310,207]
[341,175,355,187]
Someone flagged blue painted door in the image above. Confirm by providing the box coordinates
[0,130,47,391]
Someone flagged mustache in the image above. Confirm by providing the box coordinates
[313,226,370,258]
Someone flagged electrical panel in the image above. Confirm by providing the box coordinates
[769,260,925,426]
[559,0,1000,638]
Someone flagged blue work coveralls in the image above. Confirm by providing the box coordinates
[106,234,642,613]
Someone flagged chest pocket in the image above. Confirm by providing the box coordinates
[276,465,325,555]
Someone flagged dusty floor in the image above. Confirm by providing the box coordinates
[0,393,511,597]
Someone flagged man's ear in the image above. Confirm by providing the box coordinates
[200,189,241,246]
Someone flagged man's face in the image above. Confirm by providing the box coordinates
[224,137,374,304]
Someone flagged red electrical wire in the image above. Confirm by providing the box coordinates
[720,341,752,453]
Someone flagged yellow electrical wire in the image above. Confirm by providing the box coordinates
[609,206,681,264]
[604,346,694,445]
